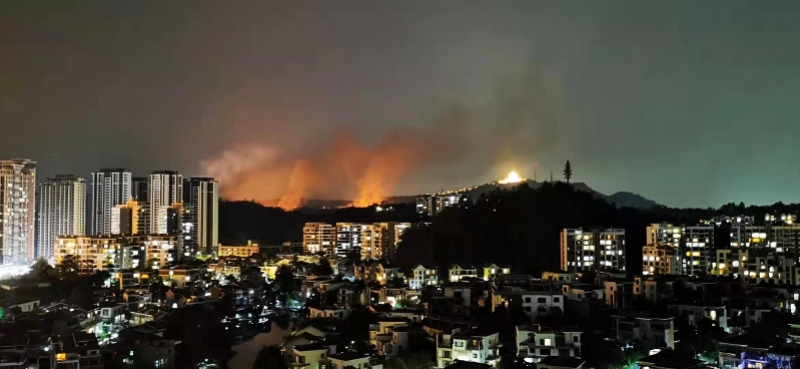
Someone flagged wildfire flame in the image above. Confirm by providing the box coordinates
[499,170,523,184]
[202,107,467,210]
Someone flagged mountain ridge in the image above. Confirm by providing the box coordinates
[457,180,660,209]
[250,180,660,210]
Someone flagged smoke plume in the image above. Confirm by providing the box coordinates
[201,60,578,209]
[202,107,467,210]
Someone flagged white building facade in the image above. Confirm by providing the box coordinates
[303,222,336,256]
[36,175,85,261]
[410,265,439,290]
[148,171,183,235]
[0,159,37,263]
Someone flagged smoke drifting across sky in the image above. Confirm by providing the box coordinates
[202,108,469,208]
[4,2,800,207]
[201,59,579,208]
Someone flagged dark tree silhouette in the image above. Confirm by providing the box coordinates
[253,346,287,369]
[563,160,573,184]
[56,255,80,278]
[31,259,54,280]
[218,182,800,277]
[312,258,334,276]
[274,265,296,303]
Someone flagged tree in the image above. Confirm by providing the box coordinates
[388,352,433,369]
[8,306,22,317]
[88,269,111,288]
[274,265,296,303]
[56,255,80,278]
[342,305,376,341]
[253,346,287,369]
[406,352,434,368]
[386,356,407,369]
[31,259,54,280]
[165,305,233,365]
[608,340,646,369]
[578,270,597,285]
[312,258,334,276]
[563,160,573,184]
[395,299,417,309]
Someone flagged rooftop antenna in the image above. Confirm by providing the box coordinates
[550,170,553,182]
[534,164,538,182]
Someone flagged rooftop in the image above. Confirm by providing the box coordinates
[328,351,369,361]
[454,326,499,338]
[293,344,328,352]
[637,350,704,369]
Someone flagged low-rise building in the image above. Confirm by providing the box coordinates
[515,325,582,361]
[309,306,350,319]
[611,312,675,350]
[482,263,511,281]
[428,281,489,325]
[290,344,329,369]
[436,328,501,368]
[667,303,728,330]
[0,297,40,314]
[410,265,439,290]
[328,352,382,369]
[541,272,578,284]
[604,280,634,309]
[561,284,604,301]
[218,240,260,258]
[159,265,202,289]
[491,287,565,321]
[448,265,479,282]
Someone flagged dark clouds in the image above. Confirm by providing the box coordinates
[1,1,800,207]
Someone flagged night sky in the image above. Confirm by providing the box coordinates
[2,1,800,207]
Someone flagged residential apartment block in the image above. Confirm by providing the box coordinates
[182,177,219,255]
[303,222,336,256]
[643,223,714,276]
[336,223,372,258]
[560,228,626,272]
[642,244,680,276]
[0,159,37,263]
[148,170,183,235]
[55,235,120,273]
[716,224,800,284]
[36,175,85,261]
[90,168,132,236]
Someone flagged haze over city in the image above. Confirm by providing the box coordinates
[3,1,800,207]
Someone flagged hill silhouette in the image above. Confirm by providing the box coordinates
[220,183,800,275]
[395,181,682,274]
[457,180,660,209]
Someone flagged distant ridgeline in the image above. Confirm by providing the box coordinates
[220,182,800,275]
